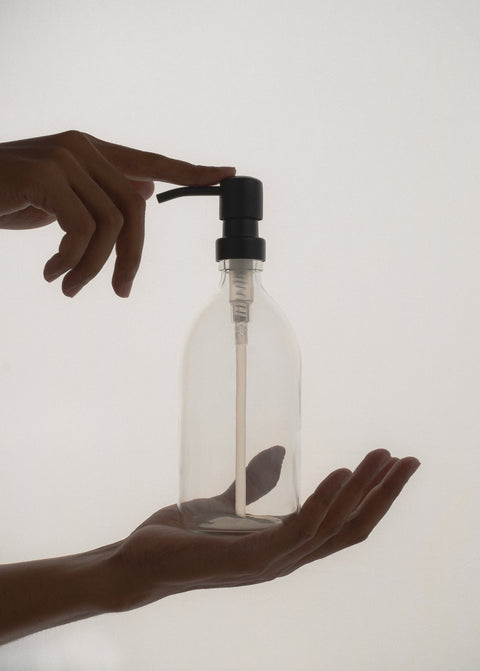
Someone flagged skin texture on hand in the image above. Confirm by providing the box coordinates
[0,130,236,297]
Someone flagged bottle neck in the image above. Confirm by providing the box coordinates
[218,259,263,274]
[218,258,264,292]
[218,260,263,344]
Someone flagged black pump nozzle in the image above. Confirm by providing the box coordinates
[156,176,265,262]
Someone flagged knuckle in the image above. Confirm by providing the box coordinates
[47,145,74,167]
[319,517,342,540]
[34,149,76,187]
[59,129,90,149]
[278,565,295,579]
[103,204,124,233]
[75,215,96,239]
[291,520,315,545]
[187,164,204,184]
[58,221,95,260]
[378,480,395,498]
[352,531,370,545]
[124,189,146,218]
[346,517,370,545]
[33,156,62,183]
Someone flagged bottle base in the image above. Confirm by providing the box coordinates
[188,513,283,535]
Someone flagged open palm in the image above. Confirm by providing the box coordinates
[112,447,420,612]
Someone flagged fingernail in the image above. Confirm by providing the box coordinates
[117,279,133,298]
[375,449,392,467]
[63,283,82,298]
[402,459,421,480]
[409,459,421,474]
[45,270,62,282]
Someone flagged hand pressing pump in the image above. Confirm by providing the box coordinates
[157,177,301,533]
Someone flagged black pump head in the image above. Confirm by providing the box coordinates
[156,176,265,262]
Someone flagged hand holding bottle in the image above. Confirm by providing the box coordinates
[0,447,419,643]
[0,130,235,297]
[112,448,420,610]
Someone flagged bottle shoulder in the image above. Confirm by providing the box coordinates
[184,279,300,358]
[189,281,295,326]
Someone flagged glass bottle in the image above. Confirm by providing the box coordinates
[180,258,300,533]
[157,177,301,533]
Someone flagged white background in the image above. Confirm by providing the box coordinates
[1,1,479,669]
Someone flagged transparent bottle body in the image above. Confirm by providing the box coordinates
[179,260,301,533]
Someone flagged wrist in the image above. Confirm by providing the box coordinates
[72,542,123,617]
[105,531,177,614]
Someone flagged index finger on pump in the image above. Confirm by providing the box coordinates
[88,135,236,185]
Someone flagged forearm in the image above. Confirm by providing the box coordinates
[0,543,120,645]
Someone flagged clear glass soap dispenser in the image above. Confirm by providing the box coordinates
[157,177,300,533]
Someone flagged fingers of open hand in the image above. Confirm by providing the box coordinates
[278,454,420,576]
[236,450,418,584]
[332,456,421,550]
[313,449,394,541]
[272,450,393,564]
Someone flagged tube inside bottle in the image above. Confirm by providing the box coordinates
[235,340,247,517]
[229,260,254,519]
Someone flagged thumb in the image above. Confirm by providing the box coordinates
[128,179,155,200]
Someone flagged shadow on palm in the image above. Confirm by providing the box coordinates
[137,445,286,530]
